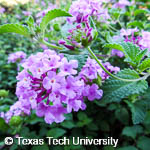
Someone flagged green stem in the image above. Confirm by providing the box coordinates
[41,39,63,50]
[87,46,150,82]
[108,24,118,32]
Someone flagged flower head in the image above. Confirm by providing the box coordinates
[3,49,120,124]
[68,0,110,23]
[8,51,26,63]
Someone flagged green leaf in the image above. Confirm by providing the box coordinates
[102,69,148,103]
[105,32,114,43]
[0,117,9,131]
[137,136,150,150]
[0,141,4,146]
[77,112,92,127]
[61,121,75,129]
[117,146,138,150]
[47,128,66,138]
[77,112,88,121]
[0,24,30,37]
[122,125,143,139]
[31,144,49,150]
[120,42,140,67]
[89,16,97,30]
[40,9,72,33]
[104,43,124,51]
[142,88,150,110]
[144,111,150,125]
[26,16,35,29]
[127,21,144,29]
[104,42,146,67]
[138,58,150,72]
[87,123,99,131]
[104,146,115,150]
[134,49,147,65]
[115,107,129,125]
[99,121,110,132]
[125,100,147,124]
[134,9,150,16]
[143,111,150,134]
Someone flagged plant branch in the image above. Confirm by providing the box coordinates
[41,39,63,50]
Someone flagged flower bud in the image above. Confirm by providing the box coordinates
[53,23,60,31]
[58,40,66,45]
[0,90,9,97]
[9,116,22,126]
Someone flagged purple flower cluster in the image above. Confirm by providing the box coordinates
[3,50,120,124]
[22,11,32,16]
[0,7,5,14]
[112,28,150,57]
[2,101,29,123]
[8,51,26,63]
[113,0,131,9]
[80,58,120,81]
[68,0,110,23]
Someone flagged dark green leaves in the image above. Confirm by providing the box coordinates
[104,43,124,51]
[47,128,66,138]
[122,125,143,139]
[125,100,147,124]
[105,42,148,68]
[137,136,150,150]
[26,16,35,30]
[0,117,9,132]
[120,42,143,67]
[134,9,150,16]
[117,146,138,150]
[138,58,150,72]
[0,24,30,37]
[102,69,148,103]
[40,9,72,33]
[127,21,144,29]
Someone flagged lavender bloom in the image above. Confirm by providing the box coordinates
[3,49,120,124]
[139,31,150,51]
[36,102,66,124]
[83,84,103,101]
[0,7,5,14]
[4,101,30,123]
[8,51,26,63]
[80,57,120,81]
[43,71,61,91]
[111,49,124,58]
[36,3,57,24]
[22,11,32,16]
[0,112,5,118]
[120,28,139,36]
[68,0,110,23]
[59,58,78,76]
[114,0,131,9]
